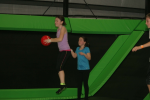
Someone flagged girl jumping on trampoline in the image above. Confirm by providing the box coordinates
[132,13,150,96]
[71,36,91,100]
[45,15,71,94]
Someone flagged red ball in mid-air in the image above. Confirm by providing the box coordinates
[41,35,51,46]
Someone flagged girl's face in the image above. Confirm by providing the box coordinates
[55,18,63,27]
[146,17,150,28]
[78,37,86,46]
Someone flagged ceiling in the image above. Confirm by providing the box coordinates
[0,0,145,19]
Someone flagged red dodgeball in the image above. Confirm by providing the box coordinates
[41,35,51,46]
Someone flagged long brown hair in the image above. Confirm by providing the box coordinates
[56,15,66,25]
[80,36,90,47]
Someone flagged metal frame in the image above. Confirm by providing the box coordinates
[0,0,145,19]
[63,0,68,17]
[145,0,150,16]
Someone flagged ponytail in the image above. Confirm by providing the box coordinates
[85,42,90,47]
[56,15,66,25]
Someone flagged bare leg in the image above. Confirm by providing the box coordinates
[58,70,65,84]
[56,70,66,94]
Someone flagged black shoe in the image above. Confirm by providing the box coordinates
[56,85,67,94]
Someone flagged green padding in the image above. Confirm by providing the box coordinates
[0,88,77,100]
[0,31,145,100]
[144,94,150,100]
[0,14,147,99]
[69,18,141,34]
[135,20,149,31]
[88,35,129,88]
[0,14,142,34]
[88,31,144,96]
[0,14,71,32]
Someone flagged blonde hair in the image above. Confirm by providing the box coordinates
[146,13,150,18]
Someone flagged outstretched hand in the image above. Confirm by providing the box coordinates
[132,46,141,52]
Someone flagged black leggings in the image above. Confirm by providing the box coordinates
[77,70,90,100]
[56,51,70,72]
